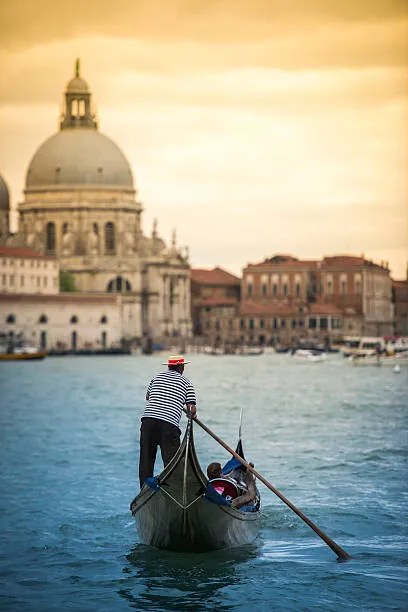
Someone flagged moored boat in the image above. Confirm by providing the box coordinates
[0,351,47,361]
[130,418,260,552]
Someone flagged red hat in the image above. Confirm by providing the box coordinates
[163,355,191,366]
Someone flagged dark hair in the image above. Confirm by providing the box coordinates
[169,364,184,372]
[207,462,222,479]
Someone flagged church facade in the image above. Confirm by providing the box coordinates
[1,61,192,349]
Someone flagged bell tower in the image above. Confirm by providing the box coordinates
[60,59,98,130]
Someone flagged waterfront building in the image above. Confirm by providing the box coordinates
[0,61,192,351]
[0,246,59,295]
[191,267,240,348]
[239,254,394,345]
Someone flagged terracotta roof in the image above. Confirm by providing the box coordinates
[245,255,319,270]
[322,255,388,271]
[191,267,240,286]
[0,246,56,260]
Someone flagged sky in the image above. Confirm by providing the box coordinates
[0,0,407,279]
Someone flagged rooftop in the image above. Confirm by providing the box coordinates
[191,267,240,286]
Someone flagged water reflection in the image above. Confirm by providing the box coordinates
[120,542,260,610]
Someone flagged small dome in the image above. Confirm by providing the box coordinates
[0,175,10,210]
[25,129,134,190]
[66,76,89,94]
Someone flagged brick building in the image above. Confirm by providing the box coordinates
[190,267,240,348]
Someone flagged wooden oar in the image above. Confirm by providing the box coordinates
[191,413,351,561]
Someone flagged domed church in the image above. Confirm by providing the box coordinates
[7,60,192,345]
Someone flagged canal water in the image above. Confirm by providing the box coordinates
[0,354,407,611]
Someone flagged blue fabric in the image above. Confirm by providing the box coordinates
[222,455,244,475]
[238,504,258,513]
[145,476,160,491]
[204,484,232,506]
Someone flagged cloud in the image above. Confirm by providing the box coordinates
[1,0,407,70]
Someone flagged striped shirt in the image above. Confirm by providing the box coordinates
[143,370,197,429]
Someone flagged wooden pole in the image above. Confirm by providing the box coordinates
[191,414,351,561]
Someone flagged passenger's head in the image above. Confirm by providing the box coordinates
[207,462,222,480]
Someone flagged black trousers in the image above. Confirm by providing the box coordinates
[139,417,181,488]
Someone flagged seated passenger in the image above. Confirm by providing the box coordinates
[207,461,257,509]
[230,464,257,509]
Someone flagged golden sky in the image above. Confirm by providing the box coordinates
[1,0,407,278]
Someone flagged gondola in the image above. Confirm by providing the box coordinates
[130,417,261,552]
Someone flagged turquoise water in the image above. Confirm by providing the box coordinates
[0,354,407,611]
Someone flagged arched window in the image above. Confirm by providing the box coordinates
[106,276,132,293]
[39,314,48,324]
[105,222,115,253]
[70,315,78,324]
[46,222,56,253]
[100,315,108,324]
[6,314,16,324]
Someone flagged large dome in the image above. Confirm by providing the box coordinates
[0,175,10,210]
[26,129,134,190]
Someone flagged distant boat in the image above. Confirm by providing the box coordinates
[292,349,327,363]
[351,352,408,367]
[0,350,47,361]
[237,346,264,356]
[0,339,47,361]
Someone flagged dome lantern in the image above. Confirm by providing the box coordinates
[60,58,97,130]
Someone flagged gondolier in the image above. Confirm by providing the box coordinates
[139,355,197,488]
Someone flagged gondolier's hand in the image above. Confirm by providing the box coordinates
[186,403,197,420]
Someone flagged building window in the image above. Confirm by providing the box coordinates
[308,318,317,329]
[247,284,253,298]
[260,319,265,329]
[281,319,286,328]
[295,284,301,297]
[70,315,78,324]
[291,319,296,328]
[261,284,267,297]
[320,318,328,329]
[106,276,132,293]
[101,330,107,349]
[46,222,56,253]
[100,315,108,324]
[105,222,115,253]
[39,314,48,324]
[354,273,362,294]
[272,284,278,297]
[20,275,24,287]
[6,314,16,324]
[40,331,47,350]
[240,319,245,330]
[273,318,278,329]
[215,319,221,330]
[283,283,288,296]
[249,319,254,330]
[71,330,77,351]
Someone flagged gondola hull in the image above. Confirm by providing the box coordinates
[130,420,260,551]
